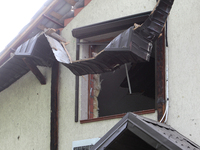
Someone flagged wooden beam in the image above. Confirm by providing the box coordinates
[43,14,64,28]
[50,61,59,150]
[60,42,72,63]
[44,28,67,43]
[156,31,166,122]
[23,58,46,85]
[37,24,48,31]
[45,28,57,35]
[50,11,63,20]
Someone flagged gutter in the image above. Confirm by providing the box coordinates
[0,0,59,63]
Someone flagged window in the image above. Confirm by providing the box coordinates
[87,42,156,119]
[69,2,170,121]
[75,18,166,121]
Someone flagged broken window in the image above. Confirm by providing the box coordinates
[87,43,156,118]
[68,0,174,121]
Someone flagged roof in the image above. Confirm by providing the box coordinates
[91,112,200,150]
[0,32,57,92]
[0,0,87,66]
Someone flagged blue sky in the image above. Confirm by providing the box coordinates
[0,0,47,52]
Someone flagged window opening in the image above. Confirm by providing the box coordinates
[88,43,155,118]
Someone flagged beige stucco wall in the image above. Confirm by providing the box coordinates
[1,1,199,150]
[59,0,157,149]
[0,67,51,150]
[167,0,200,144]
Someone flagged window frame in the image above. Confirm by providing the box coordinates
[80,32,165,123]
[73,12,166,123]
[86,43,157,120]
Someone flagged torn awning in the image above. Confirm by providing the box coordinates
[63,26,151,76]
[14,32,57,66]
[0,0,175,92]
[90,112,200,150]
[0,32,60,92]
[59,0,174,76]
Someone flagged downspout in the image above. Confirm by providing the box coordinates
[75,39,80,122]
[50,61,59,150]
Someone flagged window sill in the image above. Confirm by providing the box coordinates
[80,109,155,124]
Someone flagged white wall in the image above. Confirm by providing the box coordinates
[59,0,157,149]
[167,0,200,144]
[0,67,51,150]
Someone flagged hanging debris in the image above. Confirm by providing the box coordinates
[61,0,174,76]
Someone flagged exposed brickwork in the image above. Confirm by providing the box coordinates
[74,7,84,16]
[64,18,73,26]
[84,0,92,6]
[64,0,92,27]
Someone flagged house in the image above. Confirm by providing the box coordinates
[0,0,200,149]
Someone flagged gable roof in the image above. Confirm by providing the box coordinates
[91,112,200,150]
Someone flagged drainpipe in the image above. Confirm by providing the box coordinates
[75,39,80,122]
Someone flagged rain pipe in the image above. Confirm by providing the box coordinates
[75,38,80,122]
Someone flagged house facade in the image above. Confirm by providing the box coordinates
[0,0,200,149]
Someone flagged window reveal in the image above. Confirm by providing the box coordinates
[88,52,101,119]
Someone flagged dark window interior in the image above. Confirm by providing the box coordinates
[92,45,155,117]
[105,129,156,150]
